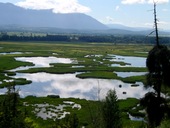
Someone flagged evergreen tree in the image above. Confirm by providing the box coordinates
[0,83,31,128]
[101,89,122,128]
[140,3,170,128]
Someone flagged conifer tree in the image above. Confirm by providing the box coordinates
[141,2,170,127]
[0,82,30,128]
[101,89,122,128]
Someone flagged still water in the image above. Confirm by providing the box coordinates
[11,56,75,71]
[0,55,150,100]
[108,54,146,67]
[16,56,74,67]
[12,73,149,100]
[115,72,147,78]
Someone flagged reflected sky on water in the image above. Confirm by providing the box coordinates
[0,55,151,100]
[0,52,23,55]
[7,73,150,100]
[11,56,74,71]
[115,72,147,78]
[108,54,146,67]
[15,56,74,67]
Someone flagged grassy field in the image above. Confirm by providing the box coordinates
[0,41,153,127]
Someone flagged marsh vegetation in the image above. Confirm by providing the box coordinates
[0,41,169,127]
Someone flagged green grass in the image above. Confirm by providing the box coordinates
[76,71,118,79]
[18,96,143,128]
[120,75,147,84]
[118,98,139,111]
[20,96,101,128]
[0,56,34,70]
[0,41,152,127]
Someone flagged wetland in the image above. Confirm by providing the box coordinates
[0,41,153,127]
[0,43,150,100]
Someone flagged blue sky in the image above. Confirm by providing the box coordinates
[0,0,170,30]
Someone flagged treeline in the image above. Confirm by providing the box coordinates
[0,33,70,42]
[0,32,170,44]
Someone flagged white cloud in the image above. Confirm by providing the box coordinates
[162,8,169,12]
[144,22,153,27]
[144,21,170,30]
[106,16,115,22]
[147,0,169,4]
[121,0,169,4]
[16,0,91,13]
[115,6,120,11]
[158,21,170,25]
[122,0,145,4]
[100,16,123,25]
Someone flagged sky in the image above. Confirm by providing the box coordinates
[0,0,170,30]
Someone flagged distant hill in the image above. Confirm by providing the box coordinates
[107,24,151,31]
[0,2,108,30]
[106,24,170,36]
[0,2,169,36]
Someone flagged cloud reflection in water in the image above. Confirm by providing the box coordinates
[109,54,146,67]
[11,56,75,71]
[12,73,150,100]
[15,56,74,67]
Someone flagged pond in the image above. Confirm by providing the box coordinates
[0,55,150,100]
[108,54,146,67]
[15,56,75,67]
[30,101,81,120]
[6,72,150,100]
[128,113,145,121]
[115,72,147,78]
[11,56,75,71]
[0,52,30,55]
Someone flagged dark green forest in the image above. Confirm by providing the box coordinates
[0,32,170,44]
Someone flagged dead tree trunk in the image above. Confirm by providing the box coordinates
[154,3,159,46]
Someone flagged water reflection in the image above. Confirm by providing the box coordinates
[108,54,146,67]
[31,102,81,120]
[0,52,30,55]
[0,55,150,100]
[11,56,75,71]
[115,72,147,78]
[7,73,150,100]
[128,113,145,121]
[15,56,74,67]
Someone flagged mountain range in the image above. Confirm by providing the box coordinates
[0,2,169,35]
[0,2,107,30]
